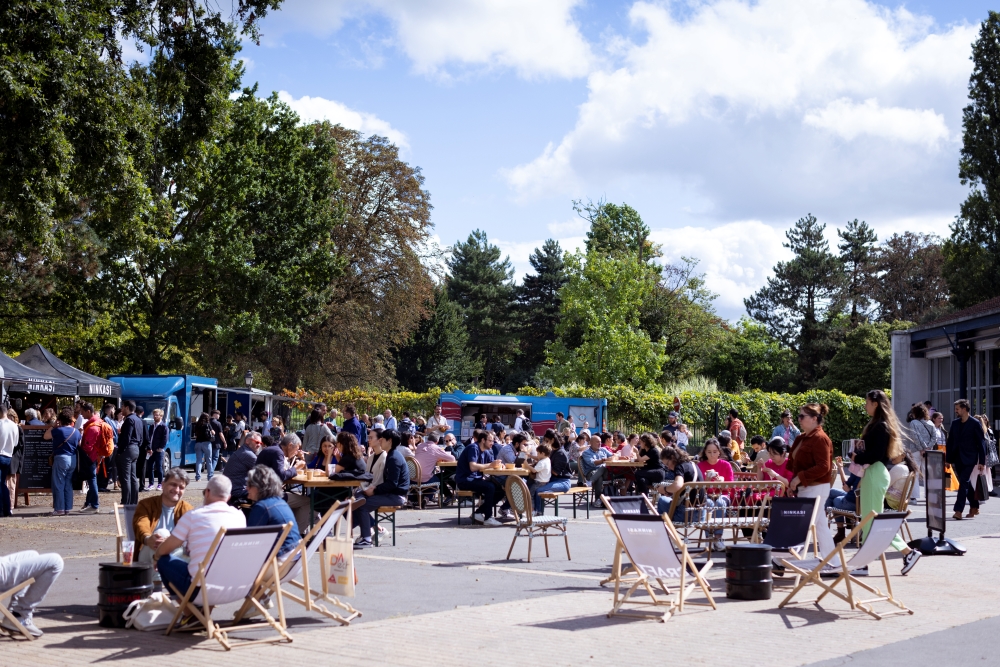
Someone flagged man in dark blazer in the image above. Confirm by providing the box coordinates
[117,400,145,505]
[946,398,987,519]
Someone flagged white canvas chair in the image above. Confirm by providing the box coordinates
[778,510,914,620]
[603,512,716,622]
[505,476,570,563]
[760,496,820,573]
[0,578,36,640]
[236,500,360,626]
[165,524,292,650]
[598,494,657,587]
[113,503,137,562]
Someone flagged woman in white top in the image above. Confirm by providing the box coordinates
[931,411,947,446]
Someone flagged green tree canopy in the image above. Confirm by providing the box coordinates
[510,239,567,388]
[838,219,877,326]
[577,199,661,263]
[703,319,797,392]
[818,322,909,396]
[944,11,1000,308]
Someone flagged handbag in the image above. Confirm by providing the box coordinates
[976,473,990,503]
[985,437,999,468]
[123,592,178,631]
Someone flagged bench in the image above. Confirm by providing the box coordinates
[455,490,482,525]
[538,486,592,519]
[374,507,398,546]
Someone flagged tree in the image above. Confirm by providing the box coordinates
[447,230,516,387]
[511,240,567,388]
[703,319,797,392]
[257,125,435,392]
[577,199,661,263]
[393,286,482,391]
[745,214,845,388]
[944,11,1000,308]
[869,233,950,323]
[543,251,666,387]
[819,322,901,396]
[838,219,877,326]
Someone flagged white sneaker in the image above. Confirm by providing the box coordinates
[1,612,42,637]
[472,513,485,524]
[79,505,99,514]
[712,539,726,552]
[484,517,503,527]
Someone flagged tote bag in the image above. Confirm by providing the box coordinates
[123,592,178,631]
[325,511,356,598]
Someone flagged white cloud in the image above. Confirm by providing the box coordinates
[268,0,594,79]
[803,98,950,148]
[504,0,976,224]
[277,91,409,148]
[546,218,589,236]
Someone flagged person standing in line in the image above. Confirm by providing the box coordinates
[209,409,227,472]
[0,404,20,518]
[852,390,922,575]
[5,407,24,512]
[79,402,108,513]
[102,403,119,491]
[43,408,79,516]
[383,409,397,431]
[787,403,838,568]
[192,412,214,483]
[148,408,168,491]
[947,398,987,521]
[117,401,144,505]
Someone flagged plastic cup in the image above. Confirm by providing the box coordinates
[328,464,336,476]
[122,542,134,565]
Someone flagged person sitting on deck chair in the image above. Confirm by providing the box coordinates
[0,550,64,637]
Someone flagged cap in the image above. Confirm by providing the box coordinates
[718,429,732,438]
[668,411,679,418]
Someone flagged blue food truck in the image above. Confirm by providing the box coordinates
[438,390,607,440]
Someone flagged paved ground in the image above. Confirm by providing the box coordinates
[2,482,998,666]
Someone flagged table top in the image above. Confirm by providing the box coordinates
[484,468,529,476]
[604,460,643,467]
[438,461,457,467]
[289,474,362,488]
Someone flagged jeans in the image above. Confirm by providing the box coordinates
[157,553,193,597]
[581,466,607,497]
[148,450,164,487]
[702,495,730,537]
[352,494,405,539]
[532,479,572,513]
[51,454,75,512]
[211,446,221,474]
[826,488,855,524]
[953,462,979,514]
[117,445,139,505]
[194,441,213,481]
[0,551,64,615]
[656,495,686,523]
[457,478,501,518]
[83,456,100,509]
[0,455,12,516]
[635,468,665,496]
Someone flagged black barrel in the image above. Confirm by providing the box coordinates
[97,563,154,628]
[725,544,772,600]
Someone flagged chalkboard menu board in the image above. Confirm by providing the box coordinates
[924,449,946,534]
[19,426,51,490]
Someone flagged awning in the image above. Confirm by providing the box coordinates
[16,344,121,398]
[0,349,78,396]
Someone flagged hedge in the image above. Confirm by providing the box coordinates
[282,385,870,444]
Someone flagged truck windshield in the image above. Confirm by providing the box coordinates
[133,400,167,425]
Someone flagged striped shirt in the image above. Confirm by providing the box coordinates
[171,501,246,578]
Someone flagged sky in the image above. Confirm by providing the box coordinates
[228,0,997,320]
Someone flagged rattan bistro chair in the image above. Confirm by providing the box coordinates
[505,476,570,563]
[406,458,441,509]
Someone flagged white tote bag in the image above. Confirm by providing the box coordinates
[123,592,178,631]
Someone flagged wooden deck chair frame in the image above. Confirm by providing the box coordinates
[778,510,914,620]
[603,512,716,622]
[113,503,137,562]
[165,523,293,650]
[505,476,570,563]
[891,472,916,543]
[236,501,360,627]
[598,494,657,587]
[0,578,36,640]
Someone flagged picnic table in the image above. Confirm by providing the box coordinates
[288,473,362,529]
[483,467,530,477]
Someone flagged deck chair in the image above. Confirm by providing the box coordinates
[113,503,137,562]
[165,524,293,650]
[0,578,36,640]
[406,458,441,509]
[598,494,656,587]
[778,511,914,620]
[505,476,570,563]
[236,501,360,626]
[603,512,716,622]
[760,496,820,574]
[889,472,916,543]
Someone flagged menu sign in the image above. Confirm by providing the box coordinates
[19,426,51,490]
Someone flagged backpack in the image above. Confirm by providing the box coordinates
[521,417,532,433]
[89,420,115,460]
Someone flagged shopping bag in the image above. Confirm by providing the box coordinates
[325,536,356,597]
[975,473,990,503]
[123,592,178,631]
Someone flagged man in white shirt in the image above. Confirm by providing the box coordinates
[0,405,20,518]
[427,405,450,435]
[383,410,397,431]
[513,409,525,433]
[154,475,246,595]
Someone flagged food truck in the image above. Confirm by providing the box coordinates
[438,390,608,440]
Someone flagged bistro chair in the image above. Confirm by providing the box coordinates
[778,511,914,620]
[504,476,570,563]
[165,524,292,650]
[405,458,441,509]
[603,512,716,622]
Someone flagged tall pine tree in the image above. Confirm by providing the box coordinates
[510,239,567,388]
[745,214,845,388]
[838,219,877,326]
[944,11,1000,308]
[447,230,516,387]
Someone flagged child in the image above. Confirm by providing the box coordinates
[524,444,552,513]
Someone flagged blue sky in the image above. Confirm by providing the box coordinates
[231,0,997,319]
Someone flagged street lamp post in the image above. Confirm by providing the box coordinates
[244,370,253,423]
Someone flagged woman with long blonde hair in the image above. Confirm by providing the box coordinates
[855,390,921,575]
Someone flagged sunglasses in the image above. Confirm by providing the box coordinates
[797,413,811,420]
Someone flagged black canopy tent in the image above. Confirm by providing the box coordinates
[16,344,121,399]
[0,349,78,397]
